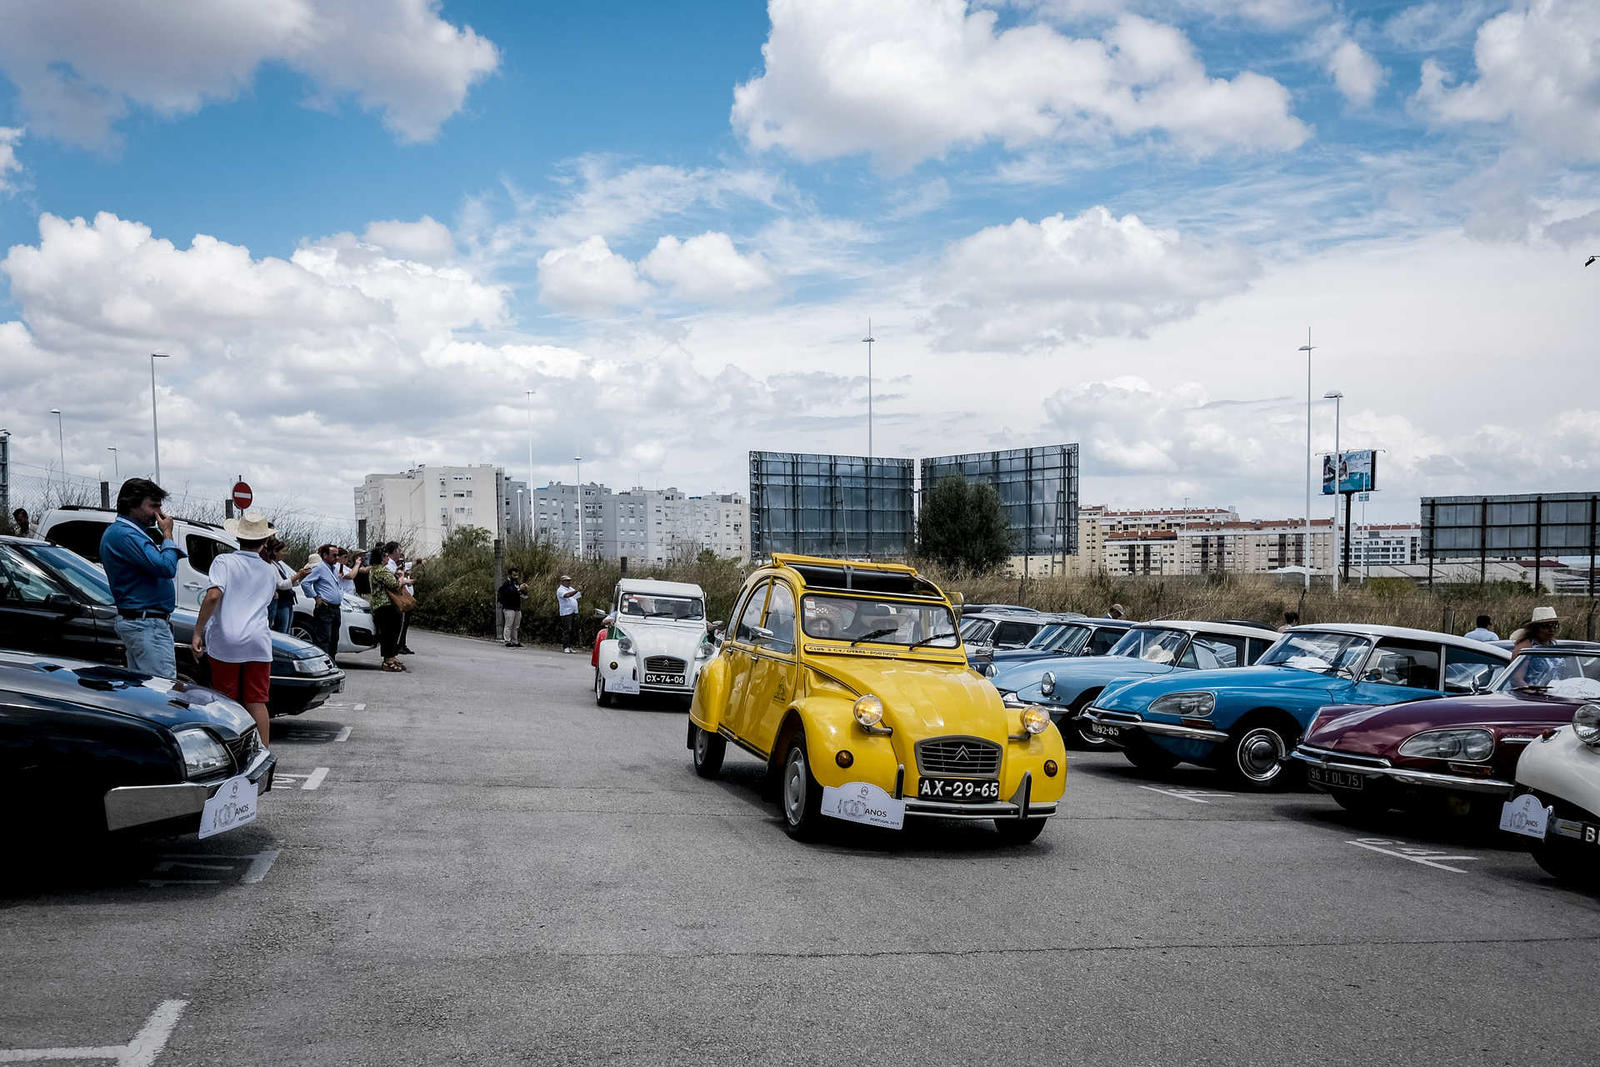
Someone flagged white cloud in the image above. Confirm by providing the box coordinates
[1384,1,1505,51]
[0,126,21,192]
[732,0,1309,169]
[537,236,652,314]
[1416,0,1600,161]
[1027,1,1330,32]
[640,232,776,302]
[0,0,498,147]
[362,215,457,264]
[1327,38,1384,107]
[924,205,1258,350]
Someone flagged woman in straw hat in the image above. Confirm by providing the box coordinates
[1509,606,1559,657]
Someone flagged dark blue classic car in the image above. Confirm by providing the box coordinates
[973,617,1133,673]
[0,656,275,837]
[1083,624,1512,790]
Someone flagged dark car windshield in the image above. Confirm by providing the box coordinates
[618,592,704,621]
[1258,631,1371,674]
[15,543,115,606]
[1106,627,1189,664]
[801,594,958,648]
[1497,650,1600,697]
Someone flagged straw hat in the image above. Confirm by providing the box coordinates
[223,509,276,541]
[1529,606,1559,625]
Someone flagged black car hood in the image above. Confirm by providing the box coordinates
[0,659,256,736]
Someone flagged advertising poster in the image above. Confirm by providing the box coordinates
[1322,450,1376,494]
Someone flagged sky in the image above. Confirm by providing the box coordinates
[1,0,1597,535]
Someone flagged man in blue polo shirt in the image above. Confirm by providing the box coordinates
[300,542,344,659]
[99,477,186,679]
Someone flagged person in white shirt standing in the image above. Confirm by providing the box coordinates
[557,574,581,653]
[1463,615,1499,642]
[192,510,282,747]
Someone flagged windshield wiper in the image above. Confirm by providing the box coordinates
[908,631,958,651]
[1513,684,1550,692]
[850,628,897,647]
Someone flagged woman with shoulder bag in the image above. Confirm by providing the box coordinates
[368,544,408,672]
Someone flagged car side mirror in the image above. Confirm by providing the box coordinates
[749,624,774,643]
[44,592,80,616]
[593,607,607,618]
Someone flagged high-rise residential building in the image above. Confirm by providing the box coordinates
[354,464,526,556]
[532,482,749,563]
[1176,518,1334,576]
[1070,505,1239,575]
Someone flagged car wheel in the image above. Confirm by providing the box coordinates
[691,725,725,779]
[594,670,613,707]
[290,618,315,643]
[1531,841,1595,887]
[993,817,1048,844]
[1122,740,1180,773]
[1068,694,1108,749]
[780,732,823,840]
[1226,722,1291,791]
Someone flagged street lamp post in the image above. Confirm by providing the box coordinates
[574,453,584,559]
[525,389,535,536]
[1324,390,1343,594]
[107,446,119,480]
[150,352,171,484]
[49,408,64,503]
[1297,329,1315,592]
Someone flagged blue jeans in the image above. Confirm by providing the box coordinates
[269,600,295,634]
[114,617,177,679]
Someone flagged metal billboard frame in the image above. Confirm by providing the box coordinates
[1420,492,1600,593]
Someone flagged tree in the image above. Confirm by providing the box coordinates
[916,476,1012,574]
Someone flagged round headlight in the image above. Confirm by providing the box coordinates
[1149,691,1216,717]
[1398,727,1495,762]
[1574,704,1600,746]
[1021,707,1050,735]
[982,662,997,678]
[617,635,634,655]
[1040,671,1056,697]
[852,694,884,728]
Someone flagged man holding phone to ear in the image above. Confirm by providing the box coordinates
[99,477,186,679]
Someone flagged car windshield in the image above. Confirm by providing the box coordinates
[16,543,115,606]
[618,592,704,621]
[1258,631,1372,674]
[1497,650,1600,697]
[1051,624,1092,655]
[801,594,959,648]
[1106,627,1190,665]
[1026,623,1065,649]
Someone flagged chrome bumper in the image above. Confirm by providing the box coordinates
[103,748,276,832]
[1083,707,1230,743]
[903,770,1056,821]
[1291,744,1513,796]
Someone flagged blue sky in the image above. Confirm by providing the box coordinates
[1,1,1597,533]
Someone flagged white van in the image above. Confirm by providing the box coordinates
[37,506,377,658]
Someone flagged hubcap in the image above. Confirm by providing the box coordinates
[784,747,807,824]
[694,729,708,761]
[595,674,603,698]
[1237,728,1284,781]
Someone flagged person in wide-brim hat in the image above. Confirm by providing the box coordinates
[1510,606,1559,654]
[223,509,276,545]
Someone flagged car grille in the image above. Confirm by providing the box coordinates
[1297,744,1388,769]
[225,730,261,772]
[645,656,686,674]
[916,736,1002,776]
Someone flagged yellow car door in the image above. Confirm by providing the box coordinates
[741,580,801,757]
[719,579,769,743]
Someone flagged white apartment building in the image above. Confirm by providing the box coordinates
[1068,504,1240,576]
[1177,519,1334,576]
[1344,524,1422,568]
[354,465,527,556]
[533,482,749,563]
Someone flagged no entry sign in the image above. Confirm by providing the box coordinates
[231,481,253,509]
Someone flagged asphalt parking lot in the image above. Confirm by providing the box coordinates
[4,631,1599,1066]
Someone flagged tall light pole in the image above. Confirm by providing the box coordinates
[150,352,171,484]
[1297,329,1315,592]
[1324,390,1343,594]
[525,389,536,540]
[49,408,64,502]
[861,319,875,559]
[574,453,584,559]
[107,445,119,480]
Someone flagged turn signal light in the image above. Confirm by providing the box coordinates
[1044,759,1059,777]
[609,661,619,670]
[836,750,854,768]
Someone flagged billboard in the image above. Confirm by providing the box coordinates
[1421,492,1600,560]
[748,451,915,560]
[919,444,1079,558]
[1322,450,1376,495]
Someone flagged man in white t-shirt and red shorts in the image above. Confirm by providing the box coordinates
[192,510,282,747]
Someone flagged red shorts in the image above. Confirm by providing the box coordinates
[208,658,271,704]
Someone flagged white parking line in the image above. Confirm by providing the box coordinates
[352,703,366,711]
[1138,785,1231,805]
[0,998,187,1065]
[302,767,329,791]
[334,726,352,742]
[1348,837,1479,874]
[241,849,280,884]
